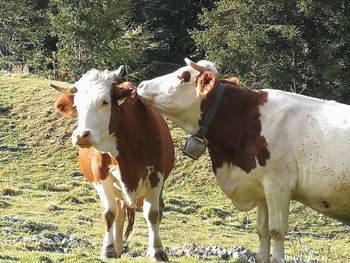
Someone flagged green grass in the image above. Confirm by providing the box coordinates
[0,74,349,262]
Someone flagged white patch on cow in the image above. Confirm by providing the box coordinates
[72,69,120,157]
[215,162,265,211]
[92,176,118,255]
[143,172,165,257]
[137,60,217,134]
[259,89,350,219]
[110,165,162,208]
[93,134,119,158]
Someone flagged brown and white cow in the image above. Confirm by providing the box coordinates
[137,59,350,263]
[52,66,174,261]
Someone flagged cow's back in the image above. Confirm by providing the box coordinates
[260,89,350,224]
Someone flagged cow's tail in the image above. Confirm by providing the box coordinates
[124,207,135,242]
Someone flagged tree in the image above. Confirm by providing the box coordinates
[129,0,215,77]
[49,0,149,81]
[0,0,50,73]
[192,0,350,103]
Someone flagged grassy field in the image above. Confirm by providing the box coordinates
[0,74,349,263]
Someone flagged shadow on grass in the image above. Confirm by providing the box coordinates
[0,200,11,208]
[0,104,11,116]
[164,197,202,215]
[0,255,20,262]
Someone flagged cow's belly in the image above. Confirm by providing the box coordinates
[111,167,163,207]
[293,166,350,224]
[112,179,148,207]
[215,163,265,211]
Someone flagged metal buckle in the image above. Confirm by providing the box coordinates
[182,134,207,160]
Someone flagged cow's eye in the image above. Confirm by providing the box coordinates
[102,100,109,106]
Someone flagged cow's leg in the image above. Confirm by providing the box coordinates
[263,177,291,263]
[93,176,120,259]
[114,199,126,257]
[256,201,271,263]
[143,184,168,262]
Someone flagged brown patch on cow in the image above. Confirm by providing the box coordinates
[109,90,174,192]
[177,70,191,83]
[104,210,116,231]
[78,148,116,182]
[54,93,77,117]
[91,151,116,181]
[135,198,144,210]
[113,81,135,100]
[148,166,161,189]
[198,71,270,173]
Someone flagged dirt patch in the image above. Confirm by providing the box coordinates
[166,243,256,262]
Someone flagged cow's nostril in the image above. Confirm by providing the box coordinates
[138,83,145,89]
[82,131,90,138]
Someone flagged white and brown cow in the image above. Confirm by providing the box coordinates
[137,59,350,263]
[52,66,174,261]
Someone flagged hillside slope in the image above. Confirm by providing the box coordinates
[0,75,349,262]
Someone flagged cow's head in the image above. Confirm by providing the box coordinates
[52,66,133,157]
[137,58,218,134]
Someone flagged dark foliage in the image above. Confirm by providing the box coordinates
[192,0,350,103]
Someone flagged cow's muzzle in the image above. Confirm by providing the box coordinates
[72,130,93,148]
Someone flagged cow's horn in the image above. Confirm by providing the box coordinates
[185,58,206,73]
[50,84,77,93]
[115,65,124,78]
[68,86,78,93]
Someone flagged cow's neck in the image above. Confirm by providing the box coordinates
[200,84,270,174]
[109,97,144,157]
[110,97,161,191]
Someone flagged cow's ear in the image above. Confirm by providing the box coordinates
[54,93,77,117]
[113,81,135,102]
[197,71,219,96]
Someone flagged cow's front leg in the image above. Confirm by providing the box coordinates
[143,186,168,262]
[263,177,291,263]
[93,176,120,259]
[256,201,271,263]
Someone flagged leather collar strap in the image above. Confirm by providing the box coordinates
[198,82,225,137]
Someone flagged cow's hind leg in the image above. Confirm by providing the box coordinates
[143,184,168,262]
[263,176,291,263]
[93,176,120,259]
[114,199,126,257]
[256,201,271,263]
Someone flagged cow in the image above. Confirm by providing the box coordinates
[51,66,174,261]
[136,58,350,263]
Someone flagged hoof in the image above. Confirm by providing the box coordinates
[148,248,169,262]
[100,244,121,259]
